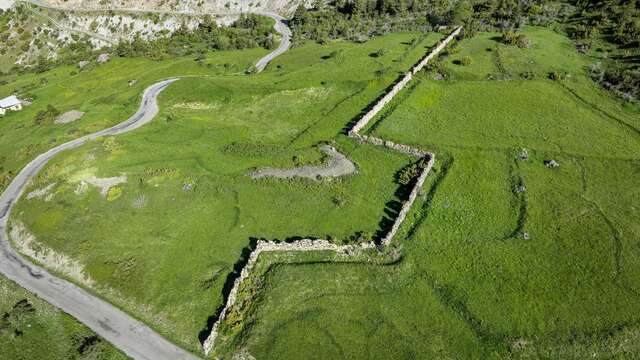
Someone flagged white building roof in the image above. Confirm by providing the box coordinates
[0,95,21,108]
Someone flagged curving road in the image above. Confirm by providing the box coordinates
[0,4,293,358]
[254,12,291,72]
[0,79,201,360]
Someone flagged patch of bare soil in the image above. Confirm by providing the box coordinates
[55,110,85,124]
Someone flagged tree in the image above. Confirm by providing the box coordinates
[451,0,473,25]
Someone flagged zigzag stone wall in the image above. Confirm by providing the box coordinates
[203,26,462,356]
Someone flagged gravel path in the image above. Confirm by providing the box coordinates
[0,79,200,360]
[249,145,356,180]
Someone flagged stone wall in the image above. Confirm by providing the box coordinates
[203,26,462,356]
[349,26,461,135]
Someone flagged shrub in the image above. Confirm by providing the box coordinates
[549,71,564,81]
[396,158,429,185]
[501,31,532,48]
[460,56,472,66]
[33,105,60,125]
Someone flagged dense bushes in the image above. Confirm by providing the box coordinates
[501,30,532,48]
[33,105,59,125]
[114,14,276,59]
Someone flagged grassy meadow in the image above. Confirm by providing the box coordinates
[234,27,640,359]
[4,22,639,359]
[0,275,128,360]
[8,32,443,353]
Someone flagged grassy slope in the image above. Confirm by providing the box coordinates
[241,27,640,358]
[9,32,442,353]
[0,276,128,360]
[0,47,268,192]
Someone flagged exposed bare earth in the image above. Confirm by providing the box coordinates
[31,0,305,16]
[249,145,356,180]
[54,110,85,124]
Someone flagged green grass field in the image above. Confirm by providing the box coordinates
[4,24,640,359]
[0,276,127,360]
[7,31,443,353]
[232,27,640,359]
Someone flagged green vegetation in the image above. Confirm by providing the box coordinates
[113,14,277,59]
[185,25,640,359]
[0,46,268,195]
[8,32,443,354]
[1,0,639,356]
[0,276,127,360]
[0,5,277,73]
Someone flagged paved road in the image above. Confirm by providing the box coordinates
[0,79,201,360]
[254,12,291,72]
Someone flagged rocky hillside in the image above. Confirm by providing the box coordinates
[35,0,302,16]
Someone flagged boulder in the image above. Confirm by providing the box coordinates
[518,148,529,160]
[544,159,560,168]
[77,60,90,68]
[97,53,110,63]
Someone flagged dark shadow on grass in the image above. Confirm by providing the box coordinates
[365,79,421,136]
[502,156,528,240]
[341,41,441,135]
[198,237,259,344]
[341,72,409,135]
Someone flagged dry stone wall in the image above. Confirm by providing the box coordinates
[203,26,461,355]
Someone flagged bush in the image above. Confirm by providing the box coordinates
[501,31,532,48]
[396,158,429,185]
[371,48,388,57]
[460,56,472,66]
[549,71,564,81]
[33,105,60,125]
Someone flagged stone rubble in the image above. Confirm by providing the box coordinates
[96,53,110,63]
[544,159,560,168]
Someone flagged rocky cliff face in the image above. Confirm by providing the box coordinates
[36,0,304,16]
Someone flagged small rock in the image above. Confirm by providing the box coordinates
[516,185,526,193]
[432,73,445,81]
[523,232,530,240]
[78,60,90,68]
[97,53,110,63]
[128,79,138,87]
[182,183,193,191]
[518,148,529,160]
[544,159,560,168]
